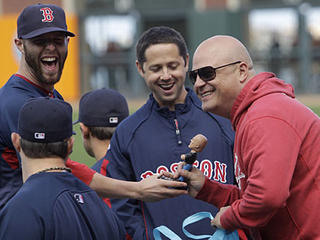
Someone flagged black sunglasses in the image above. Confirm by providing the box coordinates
[188,61,241,85]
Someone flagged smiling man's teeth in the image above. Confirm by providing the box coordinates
[202,92,211,97]
[42,57,56,62]
[160,83,174,89]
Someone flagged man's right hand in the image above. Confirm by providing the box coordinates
[173,162,206,198]
[136,174,188,202]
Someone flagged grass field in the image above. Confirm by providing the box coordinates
[70,96,320,167]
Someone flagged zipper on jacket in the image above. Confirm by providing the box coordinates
[174,119,182,145]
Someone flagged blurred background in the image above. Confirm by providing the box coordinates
[1,0,319,165]
[1,0,320,100]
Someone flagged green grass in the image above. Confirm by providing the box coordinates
[70,121,96,167]
[311,106,320,116]
[70,104,320,167]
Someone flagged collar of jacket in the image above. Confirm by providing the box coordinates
[148,88,194,119]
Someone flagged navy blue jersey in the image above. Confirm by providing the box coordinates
[0,74,63,210]
[0,172,125,239]
[105,88,235,240]
[91,156,109,175]
[91,157,111,207]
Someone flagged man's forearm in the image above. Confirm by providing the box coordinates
[90,173,188,202]
[89,173,140,199]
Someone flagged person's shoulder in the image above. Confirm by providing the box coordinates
[110,101,153,150]
[116,99,151,131]
[1,74,27,92]
[187,89,210,113]
[26,172,88,197]
[208,113,232,126]
[53,89,64,100]
[0,74,17,89]
[0,94,38,119]
[53,172,91,191]
[0,77,35,107]
[207,113,235,142]
[91,157,106,173]
[0,197,32,228]
[1,177,46,214]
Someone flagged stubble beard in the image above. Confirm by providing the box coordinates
[24,46,67,86]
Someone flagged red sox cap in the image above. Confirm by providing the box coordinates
[17,3,75,39]
[18,97,73,143]
[75,88,129,127]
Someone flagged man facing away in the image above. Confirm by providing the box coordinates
[76,88,129,169]
[76,88,129,206]
[0,97,125,239]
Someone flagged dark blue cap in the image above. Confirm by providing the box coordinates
[17,3,75,39]
[18,97,73,143]
[76,88,129,127]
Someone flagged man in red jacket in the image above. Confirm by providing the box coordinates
[177,35,320,239]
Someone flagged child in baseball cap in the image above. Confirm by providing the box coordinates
[75,88,129,207]
[75,88,129,165]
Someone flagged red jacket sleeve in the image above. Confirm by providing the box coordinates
[66,158,95,185]
[196,177,241,208]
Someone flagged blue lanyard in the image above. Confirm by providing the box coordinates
[153,211,239,240]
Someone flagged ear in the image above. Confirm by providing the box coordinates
[79,122,90,139]
[184,54,190,71]
[67,137,74,155]
[136,60,145,78]
[11,132,21,152]
[14,38,24,54]
[239,62,249,84]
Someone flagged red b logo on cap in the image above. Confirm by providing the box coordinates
[40,7,54,22]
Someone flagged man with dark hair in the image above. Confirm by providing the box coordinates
[136,26,188,68]
[103,26,235,239]
[0,97,125,239]
[0,4,187,211]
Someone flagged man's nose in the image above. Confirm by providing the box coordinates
[160,68,172,80]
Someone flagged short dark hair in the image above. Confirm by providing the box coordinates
[136,26,188,70]
[88,126,116,140]
[20,138,69,159]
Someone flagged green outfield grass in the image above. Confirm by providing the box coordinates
[71,120,96,167]
[311,106,320,116]
[70,103,320,167]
